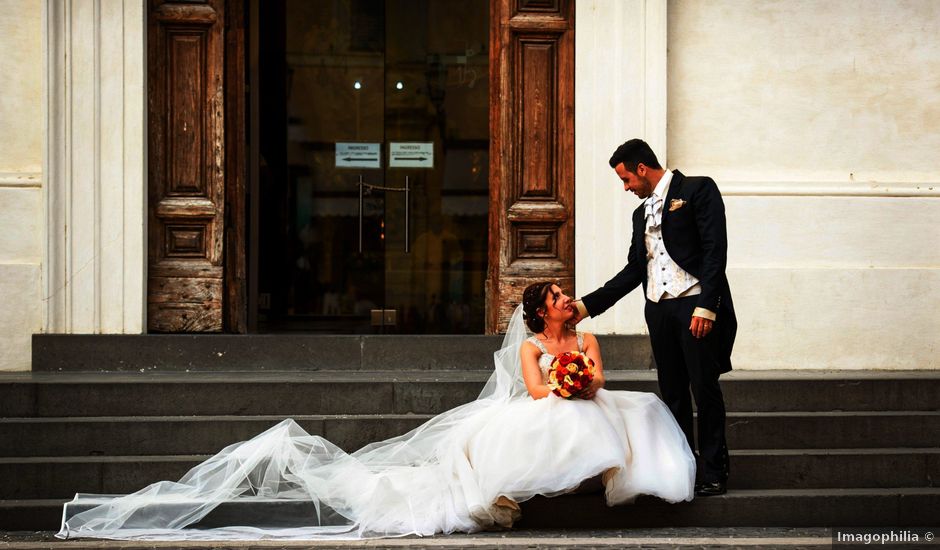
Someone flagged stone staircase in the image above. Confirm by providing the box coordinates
[1,333,938,531]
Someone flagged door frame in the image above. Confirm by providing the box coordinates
[147,0,574,334]
[485,0,576,333]
[224,0,248,333]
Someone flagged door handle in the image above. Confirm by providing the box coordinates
[356,175,412,253]
[358,175,364,253]
[403,176,410,253]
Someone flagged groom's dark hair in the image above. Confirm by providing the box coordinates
[609,139,662,172]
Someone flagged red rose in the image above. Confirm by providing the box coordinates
[558,353,573,366]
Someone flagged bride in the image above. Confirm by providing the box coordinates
[57,281,695,541]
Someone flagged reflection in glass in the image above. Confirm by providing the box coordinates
[258,0,489,333]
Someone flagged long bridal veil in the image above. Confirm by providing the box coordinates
[57,305,533,541]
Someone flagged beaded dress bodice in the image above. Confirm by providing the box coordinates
[526,332,585,383]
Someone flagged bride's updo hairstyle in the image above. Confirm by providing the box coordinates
[521,281,554,333]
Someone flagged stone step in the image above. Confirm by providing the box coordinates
[2,412,938,457]
[2,448,937,500]
[2,370,938,417]
[32,334,651,372]
[728,448,940,490]
[0,527,842,549]
[4,488,938,531]
[515,488,940,529]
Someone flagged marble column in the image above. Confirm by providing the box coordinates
[44,0,146,335]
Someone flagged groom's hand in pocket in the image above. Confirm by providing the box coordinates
[689,315,713,339]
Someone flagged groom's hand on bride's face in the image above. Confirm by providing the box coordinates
[568,301,585,325]
[569,309,583,325]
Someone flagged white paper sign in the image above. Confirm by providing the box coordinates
[389,142,434,168]
[336,142,381,169]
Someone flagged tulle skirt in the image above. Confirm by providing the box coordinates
[58,389,695,541]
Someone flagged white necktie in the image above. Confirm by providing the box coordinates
[645,195,662,227]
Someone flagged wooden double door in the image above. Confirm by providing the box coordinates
[147,0,574,334]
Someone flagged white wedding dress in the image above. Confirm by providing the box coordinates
[57,306,695,541]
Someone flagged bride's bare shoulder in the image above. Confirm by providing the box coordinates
[521,339,541,353]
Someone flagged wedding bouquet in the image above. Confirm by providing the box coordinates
[547,351,596,399]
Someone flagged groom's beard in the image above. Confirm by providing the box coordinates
[637,176,654,199]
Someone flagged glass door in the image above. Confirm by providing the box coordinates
[255,0,489,333]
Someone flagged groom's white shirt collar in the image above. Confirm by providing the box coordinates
[645,169,673,225]
[651,169,673,202]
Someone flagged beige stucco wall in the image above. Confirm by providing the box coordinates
[1,0,146,372]
[669,0,939,370]
[668,0,940,182]
[0,0,43,371]
[577,0,939,369]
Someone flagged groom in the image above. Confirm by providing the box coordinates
[572,138,735,496]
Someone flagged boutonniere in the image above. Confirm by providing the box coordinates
[668,199,687,212]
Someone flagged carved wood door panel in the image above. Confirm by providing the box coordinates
[487,0,575,332]
[148,0,227,331]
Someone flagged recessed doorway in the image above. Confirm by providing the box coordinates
[248,0,489,334]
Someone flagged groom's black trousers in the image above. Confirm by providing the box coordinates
[645,295,730,484]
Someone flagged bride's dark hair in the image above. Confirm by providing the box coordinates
[521,281,554,333]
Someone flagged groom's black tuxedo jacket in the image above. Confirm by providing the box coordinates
[581,170,736,374]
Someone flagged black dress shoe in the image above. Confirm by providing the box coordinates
[694,480,726,497]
